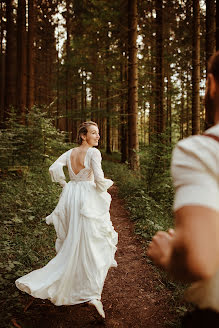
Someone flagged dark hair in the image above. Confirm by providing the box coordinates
[208,51,219,83]
[77,121,98,145]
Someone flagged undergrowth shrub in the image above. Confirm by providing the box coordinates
[0,107,70,169]
[103,142,175,240]
[103,143,188,327]
[0,108,74,327]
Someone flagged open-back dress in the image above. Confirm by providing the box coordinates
[15,147,118,306]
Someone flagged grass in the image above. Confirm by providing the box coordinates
[0,166,62,327]
[102,153,189,327]
[102,155,174,239]
[0,150,188,328]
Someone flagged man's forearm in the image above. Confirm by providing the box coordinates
[167,244,206,283]
[166,245,211,282]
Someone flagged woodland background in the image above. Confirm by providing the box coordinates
[1,0,218,168]
[0,0,218,327]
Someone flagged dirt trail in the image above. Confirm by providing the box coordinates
[14,186,176,328]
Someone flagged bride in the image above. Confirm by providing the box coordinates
[15,121,118,318]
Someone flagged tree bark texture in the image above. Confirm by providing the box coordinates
[4,0,15,120]
[128,0,139,170]
[155,0,164,137]
[65,1,70,136]
[27,0,35,110]
[216,0,219,50]
[120,58,128,162]
[192,0,200,135]
[205,0,215,128]
[106,66,112,154]
[0,0,5,122]
[16,0,27,121]
[166,67,172,144]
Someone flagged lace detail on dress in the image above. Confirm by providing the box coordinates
[48,147,113,191]
[68,148,93,182]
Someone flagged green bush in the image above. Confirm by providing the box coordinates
[102,151,174,240]
[0,107,74,326]
[0,107,70,169]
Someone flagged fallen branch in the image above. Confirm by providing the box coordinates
[24,298,34,312]
[11,318,22,328]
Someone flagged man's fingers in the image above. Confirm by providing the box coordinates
[168,228,175,236]
[152,231,171,241]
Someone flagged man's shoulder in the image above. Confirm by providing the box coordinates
[175,134,218,154]
[172,134,218,172]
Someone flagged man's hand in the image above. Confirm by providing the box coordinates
[147,229,175,270]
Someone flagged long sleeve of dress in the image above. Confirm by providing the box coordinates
[49,151,69,187]
[91,149,113,192]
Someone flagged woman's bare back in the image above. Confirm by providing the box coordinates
[70,147,89,175]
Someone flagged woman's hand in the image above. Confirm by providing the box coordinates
[147,229,175,270]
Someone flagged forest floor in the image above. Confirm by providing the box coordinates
[11,185,182,328]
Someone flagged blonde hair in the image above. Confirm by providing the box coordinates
[77,121,98,145]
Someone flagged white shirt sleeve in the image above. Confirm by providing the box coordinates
[91,148,113,192]
[49,151,69,187]
[171,136,219,212]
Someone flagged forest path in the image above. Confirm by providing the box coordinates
[14,186,176,328]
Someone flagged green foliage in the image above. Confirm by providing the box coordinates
[103,136,176,239]
[103,147,174,240]
[103,147,188,327]
[0,109,73,326]
[0,107,70,169]
[0,168,62,327]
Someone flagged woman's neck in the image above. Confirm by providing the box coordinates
[79,142,92,149]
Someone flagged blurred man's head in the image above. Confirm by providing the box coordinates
[206,51,219,126]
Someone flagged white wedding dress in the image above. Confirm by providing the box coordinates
[15,147,118,307]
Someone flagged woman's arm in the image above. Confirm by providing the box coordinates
[91,149,113,192]
[49,151,69,187]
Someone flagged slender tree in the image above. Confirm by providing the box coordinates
[120,54,128,162]
[27,0,35,110]
[128,0,139,170]
[216,0,219,50]
[0,0,5,119]
[205,0,215,128]
[4,0,15,122]
[106,64,112,154]
[16,0,27,120]
[192,0,200,135]
[155,0,164,137]
[65,0,70,138]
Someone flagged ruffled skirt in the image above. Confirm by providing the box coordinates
[15,181,118,306]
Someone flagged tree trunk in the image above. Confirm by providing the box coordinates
[27,0,35,111]
[192,0,200,135]
[84,73,87,121]
[180,74,185,139]
[216,0,219,50]
[4,0,15,122]
[120,58,128,162]
[186,70,190,137]
[0,0,5,122]
[65,1,70,138]
[16,0,27,121]
[155,0,164,137]
[166,67,172,144]
[56,52,60,129]
[128,0,139,170]
[149,48,155,144]
[106,66,112,154]
[205,0,216,128]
